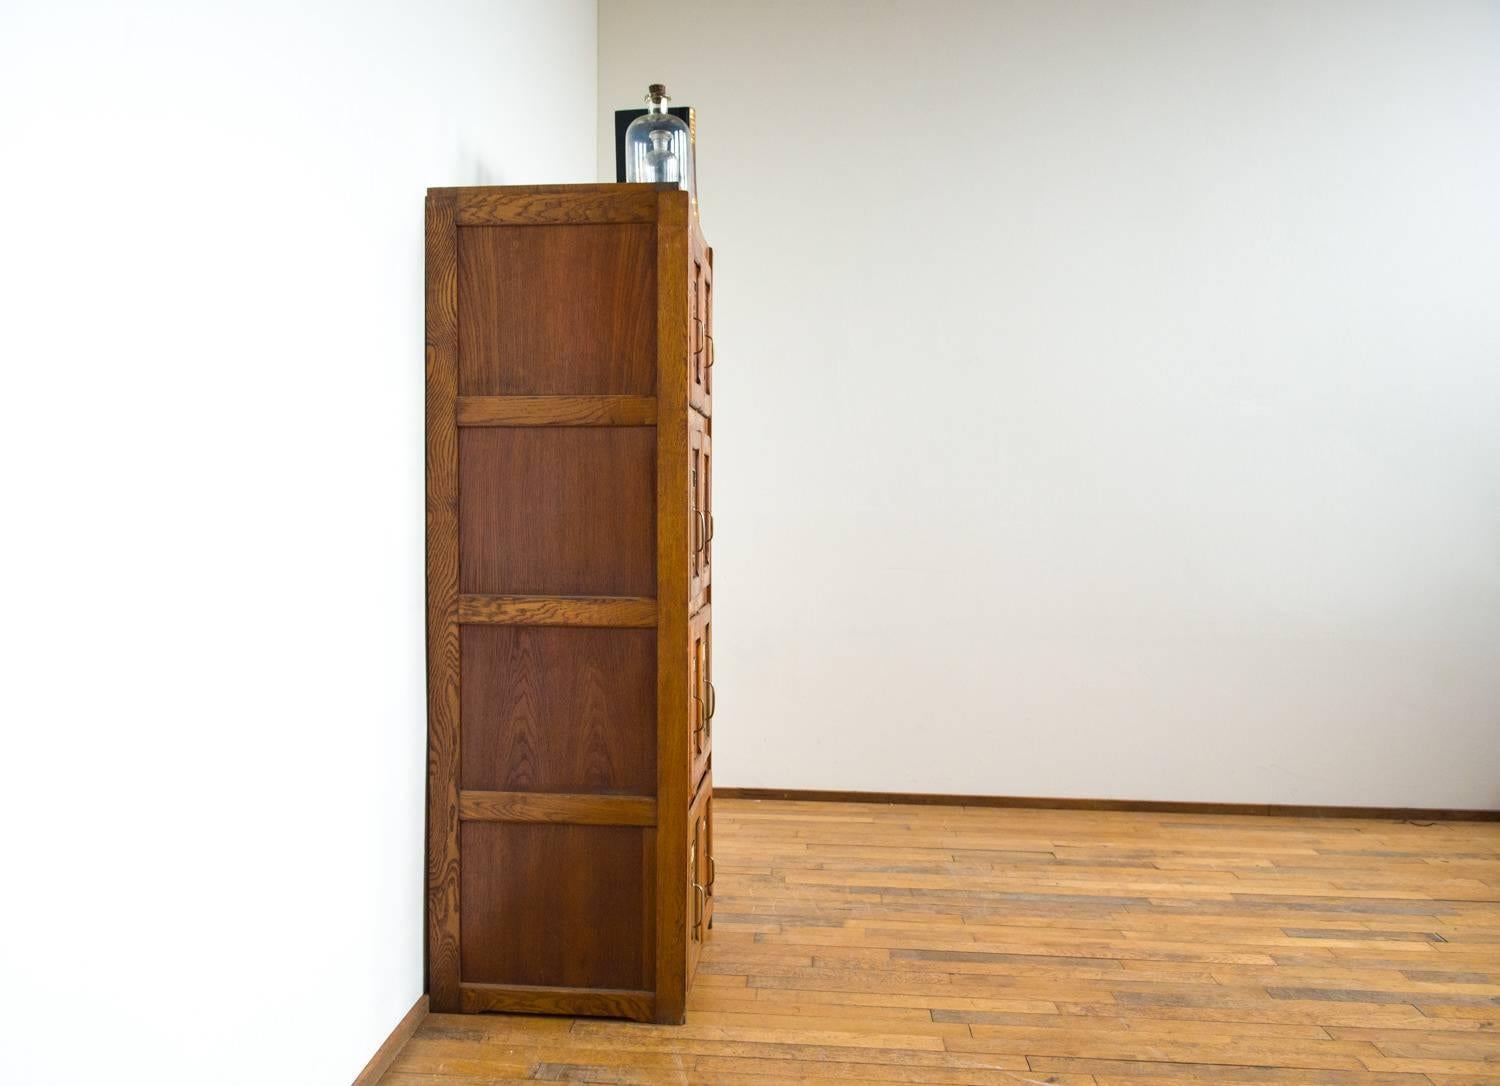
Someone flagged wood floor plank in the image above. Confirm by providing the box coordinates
[377,799,1500,1084]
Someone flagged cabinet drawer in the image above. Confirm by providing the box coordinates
[687,770,714,981]
[690,415,712,612]
[689,247,713,417]
[689,606,713,792]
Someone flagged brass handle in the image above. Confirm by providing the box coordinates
[705,512,714,545]
[694,510,707,554]
[706,334,715,367]
[708,855,716,890]
[693,881,707,939]
[693,691,705,741]
[706,680,716,721]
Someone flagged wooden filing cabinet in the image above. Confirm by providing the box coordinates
[425,183,715,1024]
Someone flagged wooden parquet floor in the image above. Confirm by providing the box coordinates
[383,799,1500,1085]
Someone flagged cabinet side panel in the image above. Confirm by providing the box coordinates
[458,224,656,395]
[459,823,647,991]
[653,191,693,1023]
[461,627,656,795]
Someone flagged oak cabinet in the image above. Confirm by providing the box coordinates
[426,184,714,1023]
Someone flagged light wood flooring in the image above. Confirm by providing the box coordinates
[382,798,1500,1085]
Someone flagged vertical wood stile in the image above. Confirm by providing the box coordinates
[653,190,692,1023]
[425,191,463,1011]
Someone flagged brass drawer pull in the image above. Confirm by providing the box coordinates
[694,510,707,555]
[706,512,714,545]
[706,680,716,721]
[692,881,707,939]
[706,334,715,368]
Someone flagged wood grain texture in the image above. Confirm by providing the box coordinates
[351,994,427,1086]
[423,190,462,1013]
[458,225,655,395]
[455,187,659,226]
[458,594,657,628]
[459,823,648,991]
[460,626,654,795]
[653,189,694,1024]
[382,798,1500,1085]
[713,788,1500,822]
[458,791,658,827]
[459,427,656,597]
[456,395,657,427]
[458,984,654,1021]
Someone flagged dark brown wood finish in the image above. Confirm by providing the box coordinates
[425,191,463,1013]
[458,225,655,395]
[457,985,653,1020]
[653,189,694,1024]
[458,427,655,597]
[460,626,654,795]
[426,184,713,1024]
[459,822,647,990]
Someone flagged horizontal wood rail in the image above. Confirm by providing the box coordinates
[459,790,657,827]
[456,188,658,226]
[457,395,656,427]
[459,983,654,1021]
[458,594,657,628]
[713,788,1500,822]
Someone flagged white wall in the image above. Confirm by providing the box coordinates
[599,0,1500,808]
[0,2,595,1082]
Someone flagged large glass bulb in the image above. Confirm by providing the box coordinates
[625,83,693,194]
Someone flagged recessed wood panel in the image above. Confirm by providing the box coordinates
[459,427,655,596]
[458,224,656,395]
[461,627,656,795]
[460,823,647,991]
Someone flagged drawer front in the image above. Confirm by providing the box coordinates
[689,248,713,416]
[689,606,713,792]
[690,417,712,611]
[687,770,714,981]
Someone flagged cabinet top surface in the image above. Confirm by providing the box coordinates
[428,183,704,242]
